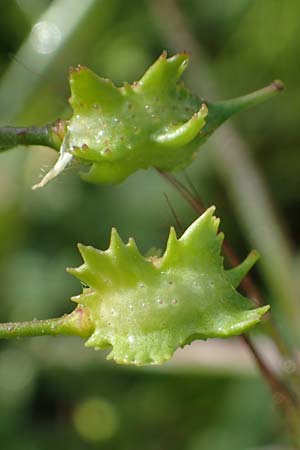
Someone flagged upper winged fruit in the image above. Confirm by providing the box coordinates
[33,52,283,189]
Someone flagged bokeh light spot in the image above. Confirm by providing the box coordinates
[72,397,118,442]
[30,21,61,54]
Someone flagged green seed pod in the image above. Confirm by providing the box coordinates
[68,207,269,365]
[68,52,208,185]
[33,52,283,189]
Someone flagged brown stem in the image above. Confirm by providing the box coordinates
[158,171,292,311]
[158,170,298,343]
[157,169,300,417]
[242,335,300,446]
[158,171,261,300]
[242,335,295,406]
[159,170,300,373]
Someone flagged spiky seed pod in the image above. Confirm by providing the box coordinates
[67,207,269,365]
[68,52,207,184]
[34,52,282,189]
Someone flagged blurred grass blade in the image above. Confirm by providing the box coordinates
[0,0,98,123]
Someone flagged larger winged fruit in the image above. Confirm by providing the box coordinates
[68,207,269,365]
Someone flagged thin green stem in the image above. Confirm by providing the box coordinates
[201,80,284,141]
[0,306,93,340]
[0,119,66,153]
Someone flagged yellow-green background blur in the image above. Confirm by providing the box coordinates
[0,1,299,449]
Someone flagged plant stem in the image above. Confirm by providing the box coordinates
[201,80,284,143]
[159,170,300,373]
[243,335,300,447]
[242,335,295,404]
[158,170,296,356]
[158,169,300,445]
[151,0,300,353]
[0,119,65,153]
[0,306,93,340]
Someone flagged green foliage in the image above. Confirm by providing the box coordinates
[68,207,269,365]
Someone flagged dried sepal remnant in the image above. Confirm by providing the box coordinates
[34,52,284,188]
[68,207,269,366]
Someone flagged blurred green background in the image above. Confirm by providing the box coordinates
[0,0,299,449]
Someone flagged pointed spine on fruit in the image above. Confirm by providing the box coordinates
[69,65,122,110]
[226,250,260,288]
[138,51,190,93]
[152,104,207,147]
[202,80,285,141]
